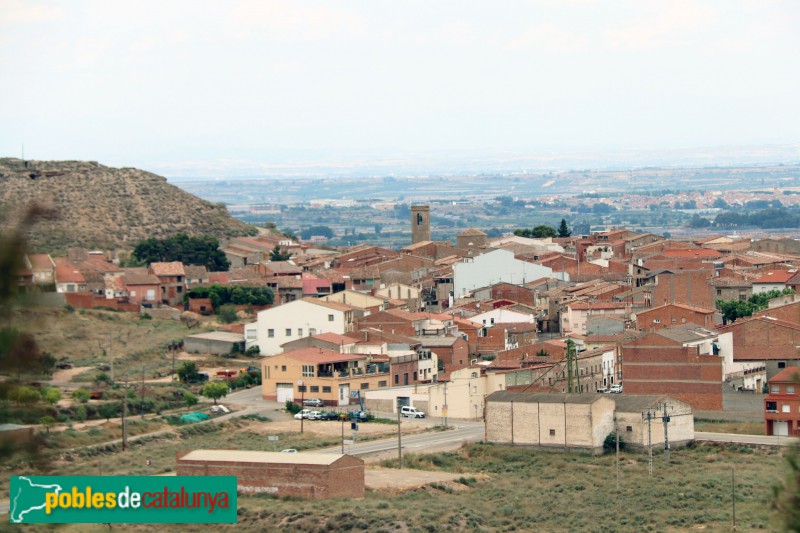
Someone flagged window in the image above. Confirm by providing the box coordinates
[328,314,334,321]
[361,383,369,390]
[298,328,303,337]
[549,429,556,436]
[310,386,319,393]
[394,375,399,385]
[177,286,183,293]
[281,365,286,372]
[322,386,331,393]
[782,404,790,413]
[626,426,633,432]
[246,330,256,340]
[772,385,780,393]
[788,386,796,394]
[302,365,314,377]
[379,380,387,387]
[268,329,274,338]
[286,329,292,336]
[766,401,778,413]
[309,328,316,336]
[653,318,660,324]
[716,289,722,296]
[413,371,418,381]
[778,361,787,369]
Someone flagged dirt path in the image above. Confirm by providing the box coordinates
[51,366,93,383]
[365,467,476,491]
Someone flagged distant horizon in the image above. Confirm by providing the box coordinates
[2,1,798,179]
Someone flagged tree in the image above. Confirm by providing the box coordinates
[514,225,558,239]
[269,245,292,261]
[218,304,238,324]
[72,389,90,403]
[42,387,61,407]
[689,214,711,228]
[300,225,334,240]
[773,443,800,531]
[39,415,56,433]
[177,361,200,383]
[98,402,118,422]
[202,381,229,404]
[10,386,41,406]
[132,233,230,271]
[557,219,571,238]
[183,391,198,411]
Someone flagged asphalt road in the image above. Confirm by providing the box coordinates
[695,431,799,447]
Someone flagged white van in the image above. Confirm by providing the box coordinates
[400,406,426,418]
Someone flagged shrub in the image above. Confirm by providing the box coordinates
[72,389,91,403]
[603,431,625,452]
[64,304,75,313]
[285,401,302,415]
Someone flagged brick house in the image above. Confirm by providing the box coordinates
[635,303,716,332]
[177,450,364,499]
[649,269,715,310]
[764,367,800,437]
[149,262,186,306]
[123,273,161,305]
[717,316,800,381]
[622,327,723,410]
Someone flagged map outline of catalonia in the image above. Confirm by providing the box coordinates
[10,476,62,523]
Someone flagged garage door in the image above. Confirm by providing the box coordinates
[774,421,789,437]
[276,383,294,403]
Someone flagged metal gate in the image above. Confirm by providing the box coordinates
[774,421,789,437]
[276,383,294,403]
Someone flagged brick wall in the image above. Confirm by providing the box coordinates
[652,270,714,309]
[636,305,714,332]
[622,335,723,410]
[177,455,364,499]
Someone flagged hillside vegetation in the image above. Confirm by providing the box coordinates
[0,158,256,252]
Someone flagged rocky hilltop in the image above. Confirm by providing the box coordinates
[0,158,255,251]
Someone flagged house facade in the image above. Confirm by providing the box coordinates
[248,298,355,355]
[764,367,800,437]
[149,262,186,306]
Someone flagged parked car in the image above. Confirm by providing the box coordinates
[400,406,426,418]
[280,449,297,453]
[317,411,339,421]
[595,388,608,394]
[306,411,323,420]
[609,384,623,394]
[294,409,313,420]
[303,398,324,407]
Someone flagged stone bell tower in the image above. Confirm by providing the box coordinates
[410,205,430,244]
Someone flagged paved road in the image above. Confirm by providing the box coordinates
[316,421,485,457]
[695,431,799,447]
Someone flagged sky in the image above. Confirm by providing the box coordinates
[1,0,798,176]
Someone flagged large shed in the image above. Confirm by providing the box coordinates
[176,450,364,499]
[184,331,245,355]
[613,395,694,450]
[485,392,616,454]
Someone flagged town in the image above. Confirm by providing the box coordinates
[4,199,800,529]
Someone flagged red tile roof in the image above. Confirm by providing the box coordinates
[769,367,800,383]
[753,271,796,284]
[150,262,185,276]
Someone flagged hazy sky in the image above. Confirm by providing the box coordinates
[1,1,798,173]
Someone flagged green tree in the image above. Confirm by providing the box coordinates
[72,388,90,403]
[39,415,56,433]
[177,361,200,383]
[11,386,41,406]
[183,391,198,411]
[202,382,229,404]
[773,444,800,531]
[557,219,571,238]
[42,387,61,406]
[300,225,333,240]
[74,405,87,422]
[218,304,238,324]
[269,245,292,261]
[514,225,558,239]
[132,233,230,271]
[98,402,118,422]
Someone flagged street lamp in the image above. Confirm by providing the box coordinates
[298,379,305,434]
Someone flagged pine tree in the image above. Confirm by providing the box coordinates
[558,219,571,238]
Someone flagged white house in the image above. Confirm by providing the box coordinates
[471,308,535,327]
[752,270,795,294]
[246,298,356,355]
[453,249,566,298]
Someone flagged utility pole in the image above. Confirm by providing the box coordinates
[397,404,402,469]
[644,409,653,476]
[615,414,620,492]
[140,364,146,419]
[121,374,128,451]
[731,467,737,531]
[298,380,305,434]
[341,417,345,454]
[662,402,670,464]
[443,382,448,428]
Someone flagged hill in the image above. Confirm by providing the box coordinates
[0,158,256,252]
